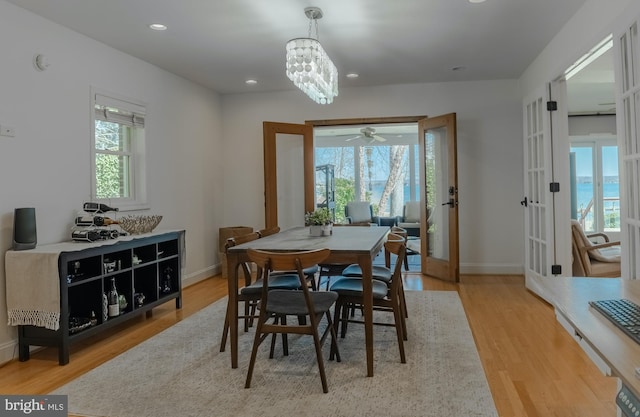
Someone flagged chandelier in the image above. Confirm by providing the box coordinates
[285,7,338,104]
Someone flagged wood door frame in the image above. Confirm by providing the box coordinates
[306,115,428,127]
[263,121,314,229]
[264,116,428,230]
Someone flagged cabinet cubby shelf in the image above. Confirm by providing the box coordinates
[17,230,184,365]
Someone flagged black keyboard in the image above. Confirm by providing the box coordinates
[589,299,640,344]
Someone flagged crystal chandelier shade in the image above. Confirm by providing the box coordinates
[286,38,338,104]
[285,7,338,104]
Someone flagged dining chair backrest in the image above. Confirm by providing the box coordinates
[390,227,408,240]
[226,232,262,282]
[257,226,281,238]
[247,248,330,290]
[226,232,260,249]
[384,237,407,293]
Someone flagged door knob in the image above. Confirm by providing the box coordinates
[442,199,455,207]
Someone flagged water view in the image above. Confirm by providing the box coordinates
[575,179,620,230]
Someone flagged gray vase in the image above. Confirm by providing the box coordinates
[309,225,323,237]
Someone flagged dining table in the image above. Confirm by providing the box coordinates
[225,225,389,377]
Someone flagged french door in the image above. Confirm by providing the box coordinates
[419,113,459,282]
[614,9,640,279]
[263,121,314,230]
[522,86,557,298]
[264,115,460,282]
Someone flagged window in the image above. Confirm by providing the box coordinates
[92,90,147,210]
[314,124,419,223]
[570,136,619,232]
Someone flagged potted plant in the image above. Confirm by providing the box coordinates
[305,208,333,236]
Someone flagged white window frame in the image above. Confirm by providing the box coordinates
[90,87,148,211]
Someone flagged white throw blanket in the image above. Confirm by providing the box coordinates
[5,250,62,330]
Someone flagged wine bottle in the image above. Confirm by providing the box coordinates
[83,202,119,213]
[108,278,119,317]
[71,230,101,242]
[75,216,120,226]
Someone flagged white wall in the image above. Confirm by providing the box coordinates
[221,80,524,275]
[0,1,224,364]
[519,0,634,96]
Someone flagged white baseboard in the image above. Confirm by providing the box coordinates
[0,338,18,366]
[186,261,524,285]
[191,262,524,280]
[182,264,219,288]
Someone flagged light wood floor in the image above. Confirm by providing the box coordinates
[0,273,617,416]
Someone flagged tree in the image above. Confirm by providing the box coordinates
[334,177,355,223]
[95,121,124,198]
[377,145,407,216]
[316,141,414,220]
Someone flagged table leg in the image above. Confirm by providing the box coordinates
[357,254,374,377]
[226,252,240,368]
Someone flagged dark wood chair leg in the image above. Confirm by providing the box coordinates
[220,312,229,352]
[245,312,266,389]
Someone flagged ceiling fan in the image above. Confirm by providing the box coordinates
[343,127,387,143]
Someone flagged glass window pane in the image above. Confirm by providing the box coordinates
[315,142,416,222]
[602,145,620,230]
[315,146,355,224]
[570,146,595,231]
[95,153,130,199]
[95,120,131,152]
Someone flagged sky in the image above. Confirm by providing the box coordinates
[571,146,619,177]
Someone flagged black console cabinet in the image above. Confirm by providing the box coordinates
[16,231,183,365]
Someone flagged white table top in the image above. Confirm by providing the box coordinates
[228,226,389,255]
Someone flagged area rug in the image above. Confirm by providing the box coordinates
[51,291,498,417]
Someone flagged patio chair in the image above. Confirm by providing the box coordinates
[571,219,621,277]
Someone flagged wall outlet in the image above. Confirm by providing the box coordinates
[0,125,15,137]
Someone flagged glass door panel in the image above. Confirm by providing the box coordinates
[420,113,459,282]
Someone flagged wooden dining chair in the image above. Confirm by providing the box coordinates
[341,231,409,319]
[258,226,319,290]
[329,236,408,363]
[219,232,301,352]
[316,222,372,290]
[388,226,419,272]
[244,248,341,393]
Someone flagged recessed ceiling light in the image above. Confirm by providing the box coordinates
[149,23,167,31]
[346,73,359,79]
[468,0,486,3]
[245,79,258,85]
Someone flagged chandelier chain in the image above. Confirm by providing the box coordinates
[307,15,320,40]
